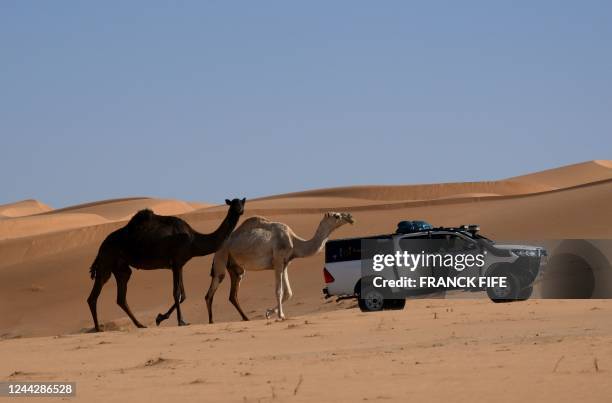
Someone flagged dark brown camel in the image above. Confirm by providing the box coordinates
[87,198,245,332]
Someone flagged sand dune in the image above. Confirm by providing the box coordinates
[195,179,612,240]
[0,197,212,243]
[255,180,554,202]
[187,201,214,210]
[48,197,205,221]
[0,213,109,241]
[509,160,612,188]
[1,160,608,243]
[0,199,52,218]
[253,159,611,207]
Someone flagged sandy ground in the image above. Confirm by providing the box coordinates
[0,160,611,402]
[1,300,610,402]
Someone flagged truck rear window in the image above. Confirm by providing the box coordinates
[326,236,393,263]
[326,238,362,263]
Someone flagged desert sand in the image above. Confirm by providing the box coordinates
[2,300,611,402]
[0,160,611,402]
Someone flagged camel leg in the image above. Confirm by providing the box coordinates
[204,273,225,324]
[114,268,146,329]
[265,262,286,320]
[282,268,293,303]
[172,267,189,326]
[228,265,249,321]
[87,269,112,332]
[155,273,186,326]
[205,253,227,324]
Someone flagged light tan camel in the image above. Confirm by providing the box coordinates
[205,212,354,322]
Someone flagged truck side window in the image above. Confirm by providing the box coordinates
[429,234,451,253]
[448,235,476,252]
[399,235,430,253]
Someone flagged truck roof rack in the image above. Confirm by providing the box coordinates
[395,220,433,234]
[430,224,480,236]
[395,221,480,236]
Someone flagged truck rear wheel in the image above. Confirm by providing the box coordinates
[358,286,385,312]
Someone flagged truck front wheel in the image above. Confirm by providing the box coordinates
[517,285,534,301]
[487,272,520,302]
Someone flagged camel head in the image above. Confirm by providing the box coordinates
[225,198,246,216]
[323,212,355,230]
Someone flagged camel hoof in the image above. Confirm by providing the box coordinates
[155,313,167,326]
[136,324,147,329]
[178,321,190,326]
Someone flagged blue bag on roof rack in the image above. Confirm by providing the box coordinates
[396,220,433,234]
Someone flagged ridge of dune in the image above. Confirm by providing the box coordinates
[47,197,201,221]
[432,192,501,200]
[254,180,553,202]
[49,197,150,213]
[254,160,611,204]
[234,196,397,211]
[4,161,604,242]
[192,179,612,239]
[0,213,109,241]
[187,201,213,210]
[0,199,53,218]
[508,160,612,188]
[2,177,610,274]
[0,198,210,243]
[199,178,612,218]
[201,191,505,213]
[594,159,612,168]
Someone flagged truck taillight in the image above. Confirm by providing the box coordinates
[323,267,335,284]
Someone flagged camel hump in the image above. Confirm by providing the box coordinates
[128,209,155,227]
[241,216,271,226]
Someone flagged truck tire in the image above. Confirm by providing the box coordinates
[487,272,520,303]
[384,298,406,310]
[358,286,385,312]
[517,285,534,301]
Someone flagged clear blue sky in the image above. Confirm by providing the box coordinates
[1,1,610,207]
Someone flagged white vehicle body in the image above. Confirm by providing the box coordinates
[323,228,546,302]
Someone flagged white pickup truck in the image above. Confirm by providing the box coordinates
[322,222,547,312]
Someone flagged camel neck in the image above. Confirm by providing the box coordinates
[191,210,240,257]
[291,220,334,258]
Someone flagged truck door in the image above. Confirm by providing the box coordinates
[396,234,432,292]
[441,234,481,284]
